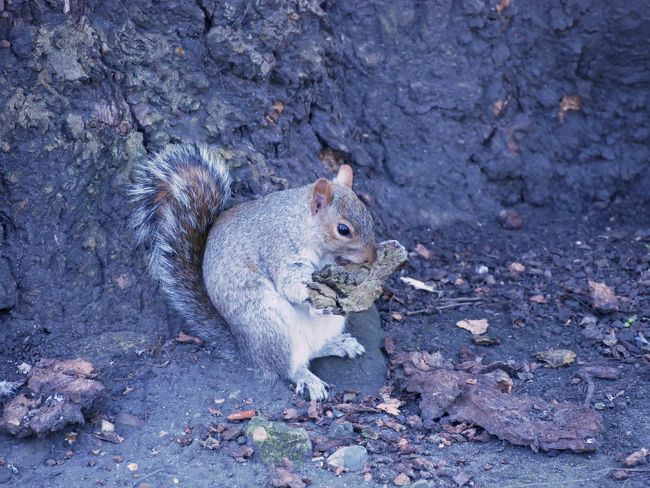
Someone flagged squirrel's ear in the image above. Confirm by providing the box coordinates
[311,178,333,215]
[334,164,353,189]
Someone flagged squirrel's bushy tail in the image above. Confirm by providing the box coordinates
[130,144,233,349]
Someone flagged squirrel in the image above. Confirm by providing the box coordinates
[130,144,377,400]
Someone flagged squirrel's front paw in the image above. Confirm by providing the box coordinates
[309,305,336,317]
[294,371,329,401]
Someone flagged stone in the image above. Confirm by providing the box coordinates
[326,445,368,472]
[311,306,387,395]
[410,481,434,488]
[244,417,312,466]
[328,420,354,439]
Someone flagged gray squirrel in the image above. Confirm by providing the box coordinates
[130,144,377,400]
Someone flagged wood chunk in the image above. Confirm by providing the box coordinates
[0,359,104,438]
[392,352,602,452]
[308,240,407,314]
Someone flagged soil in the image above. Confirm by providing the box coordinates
[2,204,649,487]
[1,0,650,487]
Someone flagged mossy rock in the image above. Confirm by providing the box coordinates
[244,416,312,466]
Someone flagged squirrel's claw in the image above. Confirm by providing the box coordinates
[293,370,330,401]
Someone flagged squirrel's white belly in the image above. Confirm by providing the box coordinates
[289,304,346,370]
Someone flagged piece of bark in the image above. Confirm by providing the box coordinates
[0,359,104,437]
[391,352,602,453]
[308,240,407,314]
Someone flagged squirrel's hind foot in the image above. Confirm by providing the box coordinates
[292,367,329,401]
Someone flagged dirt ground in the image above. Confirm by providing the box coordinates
[2,1,650,486]
[2,203,648,487]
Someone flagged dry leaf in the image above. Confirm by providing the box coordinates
[64,432,78,444]
[534,349,576,368]
[588,280,619,312]
[227,409,256,421]
[493,99,508,116]
[415,243,432,260]
[496,0,511,14]
[559,95,581,122]
[393,473,411,486]
[602,329,618,347]
[127,463,138,472]
[283,408,298,420]
[529,294,548,304]
[377,397,402,416]
[508,262,525,274]
[175,331,204,345]
[624,447,648,467]
[400,277,436,293]
[456,319,489,335]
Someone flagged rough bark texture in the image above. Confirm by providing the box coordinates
[1,0,649,345]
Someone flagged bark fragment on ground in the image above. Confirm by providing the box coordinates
[391,351,603,453]
[308,240,407,314]
[0,359,104,437]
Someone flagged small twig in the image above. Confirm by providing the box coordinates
[439,297,483,303]
[405,298,483,316]
[133,469,165,488]
[577,371,596,407]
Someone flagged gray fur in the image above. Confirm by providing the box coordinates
[130,144,235,354]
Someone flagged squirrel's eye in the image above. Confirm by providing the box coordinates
[337,223,351,237]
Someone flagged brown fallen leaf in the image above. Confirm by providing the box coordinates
[227,409,257,421]
[493,99,508,117]
[307,400,321,419]
[400,277,437,293]
[231,445,254,460]
[499,209,523,229]
[534,349,576,368]
[268,465,306,488]
[623,447,648,467]
[175,331,204,345]
[588,280,619,312]
[559,95,581,122]
[94,431,124,444]
[282,408,298,420]
[376,397,402,416]
[393,473,411,486]
[602,329,618,347]
[64,432,78,444]
[529,294,548,304]
[508,262,525,274]
[496,0,511,14]
[383,337,396,355]
[456,319,489,336]
[414,243,432,260]
[265,100,285,125]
